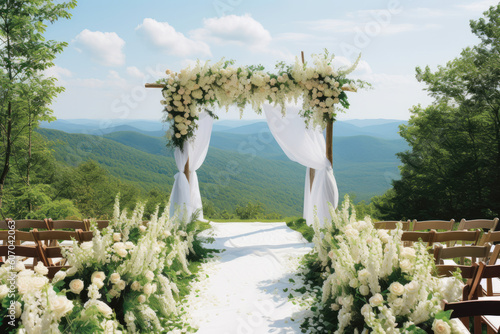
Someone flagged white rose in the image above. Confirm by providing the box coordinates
[331,303,340,311]
[117,248,128,258]
[66,266,78,276]
[69,279,84,294]
[131,281,141,291]
[349,278,359,288]
[110,273,120,284]
[369,293,384,307]
[34,262,48,276]
[432,319,451,334]
[15,301,22,318]
[138,295,146,303]
[91,271,106,283]
[143,283,153,295]
[14,262,25,272]
[392,298,404,309]
[50,295,73,319]
[405,281,419,294]
[345,227,359,237]
[93,279,104,289]
[359,285,370,296]
[52,270,66,283]
[109,289,119,298]
[139,225,146,232]
[175,133,181,138]
[113,233,121,242]
[401,247,416,259]
[0,285,8,299]
[163,230,172,237]
[389,282,405,296]
[145,271,154,282]
[358,269,370,283]
[116,280,126,291]
[125,241,134,249]
[400,259,413,272]
[85,300,113,318]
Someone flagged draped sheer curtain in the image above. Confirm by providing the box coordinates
[264,104,338,226]
[169,112,213,221]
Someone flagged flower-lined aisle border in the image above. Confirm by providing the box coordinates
[154,51,368,150]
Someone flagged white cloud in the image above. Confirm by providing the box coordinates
[136,18,210,57]
[44,65,72,80]
[74,29,126,67]
[190,14,272,48]
[275,32,321,42]
[457,0,498,12]
[126,66,145,80]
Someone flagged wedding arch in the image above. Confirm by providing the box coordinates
[145,51,364,225]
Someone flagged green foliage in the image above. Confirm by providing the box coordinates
[27,198,81,220]
[286,217,314,242]
[235,201,264,219]
[376,4,500,220]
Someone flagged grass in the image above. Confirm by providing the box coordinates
[286,217,314,242]
[207,217,296,223]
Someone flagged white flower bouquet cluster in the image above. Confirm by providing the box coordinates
[160,51,366,149]
[0,197,205,333]
[301,198,464,334]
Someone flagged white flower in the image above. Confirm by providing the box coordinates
[93,279,104,289]
[358,269,370,283]
[131,281,141,291]
[85,300,113,318]
[34,262,48,276]
[139,225,147,232]
[0,285,8,299]
[401,247,416,259]
[110,273,120,284]
[349,278,359,288]
[331,303,340,311]
[113,233,121,242]
[80,241,93,250]
[15,301,21,318]
[405,281,419,294]
[400,259,413,272]
[143,283,153,295]
[163,230,172,237]
[116,280,126,291]
[66,266,78,276]
[125,241,134,249]
[69,279,84,294]
[109,289,120,298]
[52,270,67,283]
[138,294,146,303]
[14,262,25,272]
[359,285,370,296]
[432,319,451,334]
[117,248,128,258]
[50,295,74,319]
[91,271,106,283]
[369,293,384,307]
[145,271,155,282]
[389,282,405,296]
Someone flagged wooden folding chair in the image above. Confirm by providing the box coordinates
[49,219,89,231]
[0,244,44,269]
[78,230,93,242]
[401,230,436,247]
[459,218,499,232]
[443,299,500,333]
[96,220,109,230]
[32,229,81,266]
[433,230,481,247]
[373,220,411,231]
[479,231,500,246]
[0,218,50,231]
[412,219,455,231]
[434,244,491,265]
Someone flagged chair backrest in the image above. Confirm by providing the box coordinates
[433,230,481,246]
[434,244,491,265]
[468,262,500,300]
[96,220,109,230]
[0,230,36,243]
[0,245,43,268]
[401,230,436,246]
[374,220,410,231]
[435,263,478,278]
[0,219,50,230]
[32,230,81,243]
[412,219,454,231]
[458,218,499,232]
[49,219,88,231]
[479,231,500,246]
[78,230,94,242]
[443,299,500,318]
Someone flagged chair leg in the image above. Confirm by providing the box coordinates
[474,316,482,334]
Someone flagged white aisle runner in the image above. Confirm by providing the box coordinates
[183,222,313,334]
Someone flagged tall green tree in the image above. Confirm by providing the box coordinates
[376,4,500,220]
[0,0,76,215]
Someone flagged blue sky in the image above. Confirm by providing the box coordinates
[44,0,499,121]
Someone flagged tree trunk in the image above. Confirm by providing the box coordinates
[27,114,32,213]
[0,101,13,213]
[326,119,333,166]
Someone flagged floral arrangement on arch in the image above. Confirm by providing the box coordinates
[160,51,367,149]
[299,198,464,334]
[0,198,206,334]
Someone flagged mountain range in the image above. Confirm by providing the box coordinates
[38,118,408,216]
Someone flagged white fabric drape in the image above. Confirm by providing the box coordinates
[264,104,338,226]
[169,112,213,221]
